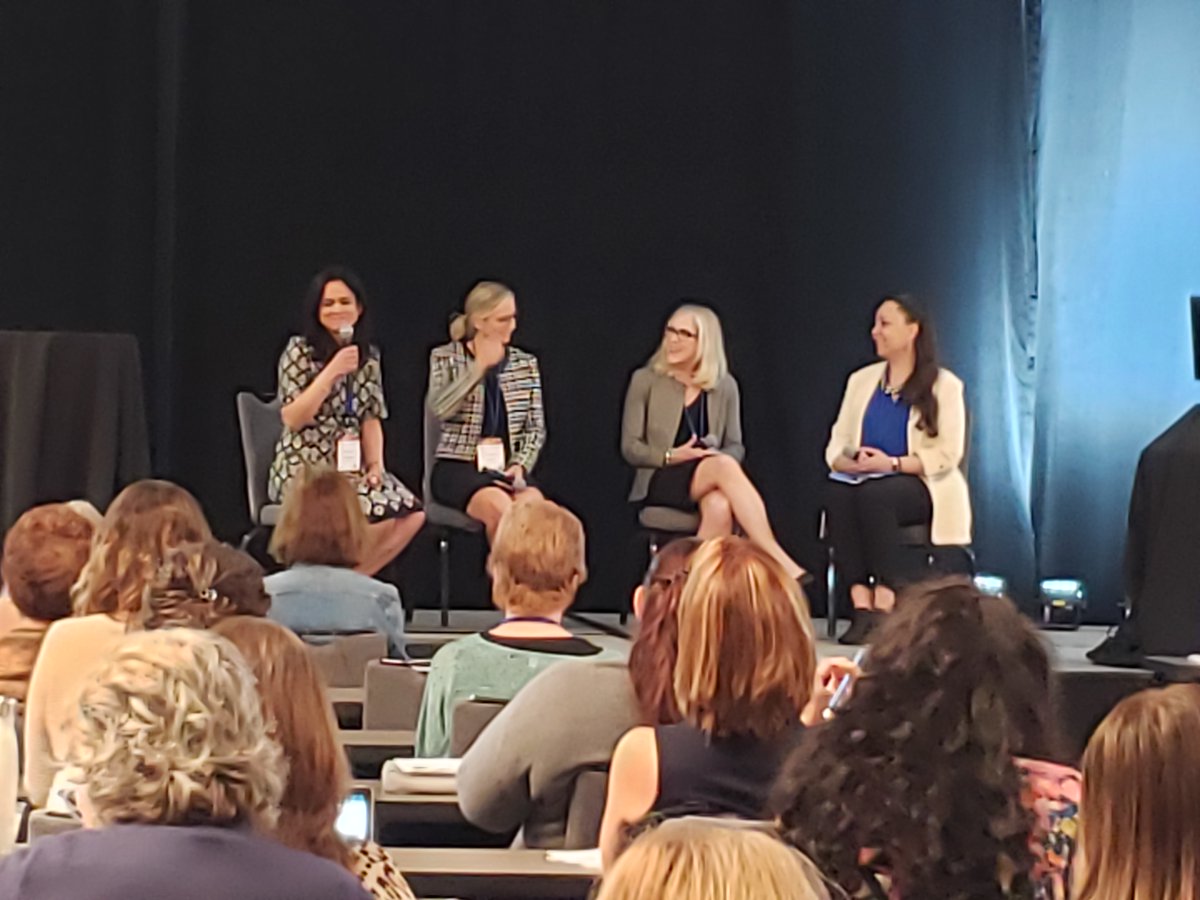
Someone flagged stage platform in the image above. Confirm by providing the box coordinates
[406,613,1154,764]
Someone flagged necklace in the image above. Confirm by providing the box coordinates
[881,378,903,402]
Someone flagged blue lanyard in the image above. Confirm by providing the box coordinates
[485,374,504,429]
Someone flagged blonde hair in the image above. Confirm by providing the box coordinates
[213,617,354,871]
[72,629,285,829]
[674,537,816,739]
[73,480,212,617]
[269,467,367,568]
[449,280,515,342]
[649,304,729,390]
[597,818,832,900]
[487,498,587,615]
[1075,684,1200,900]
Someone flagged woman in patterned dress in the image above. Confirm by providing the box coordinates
[269,267,423,575]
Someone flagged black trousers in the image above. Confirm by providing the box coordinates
[826,475,933,589]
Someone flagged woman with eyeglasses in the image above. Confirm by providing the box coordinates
[621,304,806,580]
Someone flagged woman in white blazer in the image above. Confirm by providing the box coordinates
[825,295,970,644]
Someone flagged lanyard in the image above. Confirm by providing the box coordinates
[485,373,504,429]
[684,394,707,439]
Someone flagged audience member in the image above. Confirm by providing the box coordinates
[0,504,95,700]
[0,629,370,899]
[1073,683,1200,900]
[457,537,700,847]
[265,467,406,657]
[213,616,415,900]
[774,579,1080,900]
[23,479,211,806]
[598,536,823,868]
[595,817,832,900]
[415,498,612,758]
[140,540,272,630]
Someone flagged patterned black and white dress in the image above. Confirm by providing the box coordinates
[267,336,420,519]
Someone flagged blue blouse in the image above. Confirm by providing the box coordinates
[861,385,910,458]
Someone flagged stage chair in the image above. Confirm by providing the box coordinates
[423,405,484,628]
[235,392,284,532]
[363,660,427,731]
[631,506,700,623]
[304,632,387,688]
[448,697,506,757]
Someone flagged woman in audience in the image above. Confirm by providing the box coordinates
[23,479,211,806]
[598,536,822,868]
[0,503,96,699]
[415,498,612,758]
[774,579,1079,900]
[265,466,407,656]
[596,817,832,900]
[139,539,273,630]
[214,616,415,900]
[0,629,370,899]
[825,295,970,643]
[622,304,806,579]
[269,266,425,575]
[456,537,700,847]
[427,280,545,540]
[1073,683,1200,899]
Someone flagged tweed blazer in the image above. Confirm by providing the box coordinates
[825,361,971,545]
[621,366,745,502]
[427,341,545,472]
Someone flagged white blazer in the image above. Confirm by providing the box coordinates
[825,361,971,546]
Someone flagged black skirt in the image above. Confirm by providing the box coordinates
[431,459,527,512]
[643,458,704,511]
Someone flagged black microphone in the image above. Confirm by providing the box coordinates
[337,325,355,417]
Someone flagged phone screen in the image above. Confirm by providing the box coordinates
[335,788,372,843]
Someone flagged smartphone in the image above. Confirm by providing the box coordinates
[335,787,373,843]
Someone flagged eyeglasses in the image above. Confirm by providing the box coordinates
[664,325,698,340]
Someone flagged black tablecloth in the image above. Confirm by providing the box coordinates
[0,331,150,531]
[1123,404,1200,655]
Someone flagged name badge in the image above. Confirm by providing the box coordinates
[476,437,506,473]
[336,434,362,473]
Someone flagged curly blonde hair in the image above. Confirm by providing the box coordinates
[73,629,285,829]
[72,480,212,617]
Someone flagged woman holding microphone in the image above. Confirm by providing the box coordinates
[825,294,970,644]
[621,304,806,581]
[268,266,424,576]
[427,280,545,540]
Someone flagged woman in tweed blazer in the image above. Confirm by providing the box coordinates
[427,281,545,540]
[621,304,806,580]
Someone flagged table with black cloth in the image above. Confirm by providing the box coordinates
[0,331,150,531]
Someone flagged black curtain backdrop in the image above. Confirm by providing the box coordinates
[0,1,1037,614]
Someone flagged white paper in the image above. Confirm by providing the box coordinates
[545,849,603,872]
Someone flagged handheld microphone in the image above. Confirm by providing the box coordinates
[337,324,354,344]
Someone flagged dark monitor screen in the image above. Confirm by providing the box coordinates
[1193,297,1200,380]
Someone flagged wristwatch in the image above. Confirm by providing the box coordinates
[664,448,673,465]
[890,456,901,473]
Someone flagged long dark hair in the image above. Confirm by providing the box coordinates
[886,294,940,437]
[772,579,1057,899]
[299,265,374,366]
[626,537,701,725]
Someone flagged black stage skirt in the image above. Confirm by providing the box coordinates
[431,459,537,512]
[643,458,704,511]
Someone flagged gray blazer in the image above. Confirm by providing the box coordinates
[621,366,745,502]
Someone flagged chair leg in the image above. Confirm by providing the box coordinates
[826,544,838,640]
[438,533,451,629]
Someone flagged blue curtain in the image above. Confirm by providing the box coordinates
[1034,0,1200,618]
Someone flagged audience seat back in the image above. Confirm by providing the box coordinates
[363,660,427,730]
[563,767,609,849]
[304,632,387,688]
[449,698,506,757]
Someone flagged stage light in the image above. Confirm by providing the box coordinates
[1038,578,1087,630]
[973,573,1008,597]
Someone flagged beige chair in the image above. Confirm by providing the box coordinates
[304,632,388,688]
[449,698,506,756]
[363,660,428,730]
